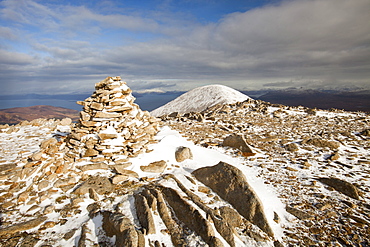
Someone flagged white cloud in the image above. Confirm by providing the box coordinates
[0,0,369,94]
[0,26,17,40]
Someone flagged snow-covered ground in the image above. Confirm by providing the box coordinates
[0,97,369,246]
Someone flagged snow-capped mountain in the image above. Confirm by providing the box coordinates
[151,84,250,117]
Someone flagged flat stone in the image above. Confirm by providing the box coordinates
[106,106,132,112]
[95,111,121,118]
[80,121,97,127]
[90,102,104,111]
[98,133,118,140]
[113,168,139,178]
[40,138,58,149]
[54,177,77,188]
[80,111,91,121]
[78,162,108,172]
[73,176,114,195]
[0,163,17,173]
[43,205,55,214]
[112,175,129,184]
[285,206,314,220]
[140,160,167,173]
[0,216,47,236]
[84,148,99,157]
[38,180,49,190]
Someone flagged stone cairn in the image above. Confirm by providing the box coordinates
[66,76,159,161]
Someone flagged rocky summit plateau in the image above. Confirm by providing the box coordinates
[0,77,369,247]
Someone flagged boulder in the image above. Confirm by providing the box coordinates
[175,146,193,162]
[302,138,340,150]
[60,118,72,125]
[219,206,244,228]
[222,134,255,155]
[318,177,360,200]
[285,143,299,152]
[192,161,274,237]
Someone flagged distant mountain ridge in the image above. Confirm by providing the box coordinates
[257,89,370,112]
[0,105,79,125]
[151,84,251,117]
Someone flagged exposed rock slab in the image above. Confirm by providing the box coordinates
[160,186,222,246]
[192,161,274,237]
[134,194,156,234]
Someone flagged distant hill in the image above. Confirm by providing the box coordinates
[257,89,370,112]
[151,84,250,117]
[0,105,79,125]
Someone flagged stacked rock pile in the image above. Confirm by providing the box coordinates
[66,76,159,161]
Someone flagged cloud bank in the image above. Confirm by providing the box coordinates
[0,0,369,94]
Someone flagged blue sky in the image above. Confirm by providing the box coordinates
[0,0,370,95]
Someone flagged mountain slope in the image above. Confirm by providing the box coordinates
[151,84,250,117]
[0,105,79,124]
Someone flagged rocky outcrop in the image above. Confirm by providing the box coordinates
[192,161,274,237]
